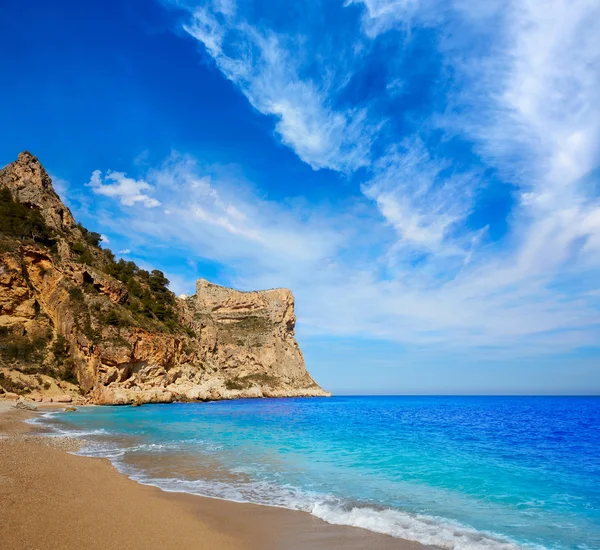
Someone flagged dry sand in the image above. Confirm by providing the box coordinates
[0,401,430,550]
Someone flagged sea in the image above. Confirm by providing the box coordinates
[31,396,600,550]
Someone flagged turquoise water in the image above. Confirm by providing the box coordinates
[35,396,600,549]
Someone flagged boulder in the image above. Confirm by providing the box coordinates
[13,398,38,411]
[55,394,73,403]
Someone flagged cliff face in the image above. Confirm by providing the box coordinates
[0,152,329,404]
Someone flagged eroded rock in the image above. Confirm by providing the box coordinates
[0,152,330,405]
[13,398,38,411]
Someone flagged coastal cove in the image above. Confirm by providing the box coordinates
[1,1,599,549]
[4,396,599,550]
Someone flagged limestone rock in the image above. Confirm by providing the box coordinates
[0,152,330,405]
[13,398,38,411]
[0,152,75,233]
[69,264,128,304]
[55,395,73,403]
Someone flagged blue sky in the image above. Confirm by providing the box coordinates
[1,0,599,394]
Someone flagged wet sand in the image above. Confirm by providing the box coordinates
[0,401,430,550]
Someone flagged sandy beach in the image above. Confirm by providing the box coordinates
[0,401,428,550]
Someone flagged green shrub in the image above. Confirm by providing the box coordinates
[76,223,102,247]
[225,379,246,390]
[51,334,68,358]
[70,241,95,266]
[0,237,18,253]
[0,188,54,245]
[81,315,100,342]
[241,373,279,386]
[47,215,186,335]
[0,331,49,363]
[79,250,94,266]
[71,241,86,255]
[105,309,121,326]
[183,326,196,338]
[68,287,84,302]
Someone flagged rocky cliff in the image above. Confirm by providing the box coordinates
[0,152,329,404]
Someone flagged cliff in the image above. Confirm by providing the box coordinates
[0,152,329,404]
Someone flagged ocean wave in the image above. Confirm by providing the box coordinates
[32,413,543,550]
[24,410,61,425]
[310,502,538,550]
[56,428,110,437]
[126,472,536,549]
[90,448,534,550]
[26,414,110,438]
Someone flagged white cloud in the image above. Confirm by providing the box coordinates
[88,169,160,208]
[316,0,600,346]
[434,0,600,284]
[346,0,425,37]
[118,248,131,255]
[181,1,377,172]
[177,0,478,258]
[100,234,110,244]
[362,139,478,253]
[91,152,345,277]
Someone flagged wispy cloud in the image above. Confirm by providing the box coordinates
[426,0,600,286]
[347,0,428,37]
[180,1,378,172]
[362,138,478,254]
[498,0,600,279]
[89,152,346,278]
[176,0,480,256]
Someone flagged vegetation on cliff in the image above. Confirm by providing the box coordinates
[0,187,54,246]
[0,154,186,396]
[0,152,328,403]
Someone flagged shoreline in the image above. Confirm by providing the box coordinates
[0,400,429,550]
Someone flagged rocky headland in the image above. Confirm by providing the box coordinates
[0,152,329,405]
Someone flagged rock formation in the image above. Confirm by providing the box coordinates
[0,152,330,404]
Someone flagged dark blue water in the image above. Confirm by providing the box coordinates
[36,396,600,549]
